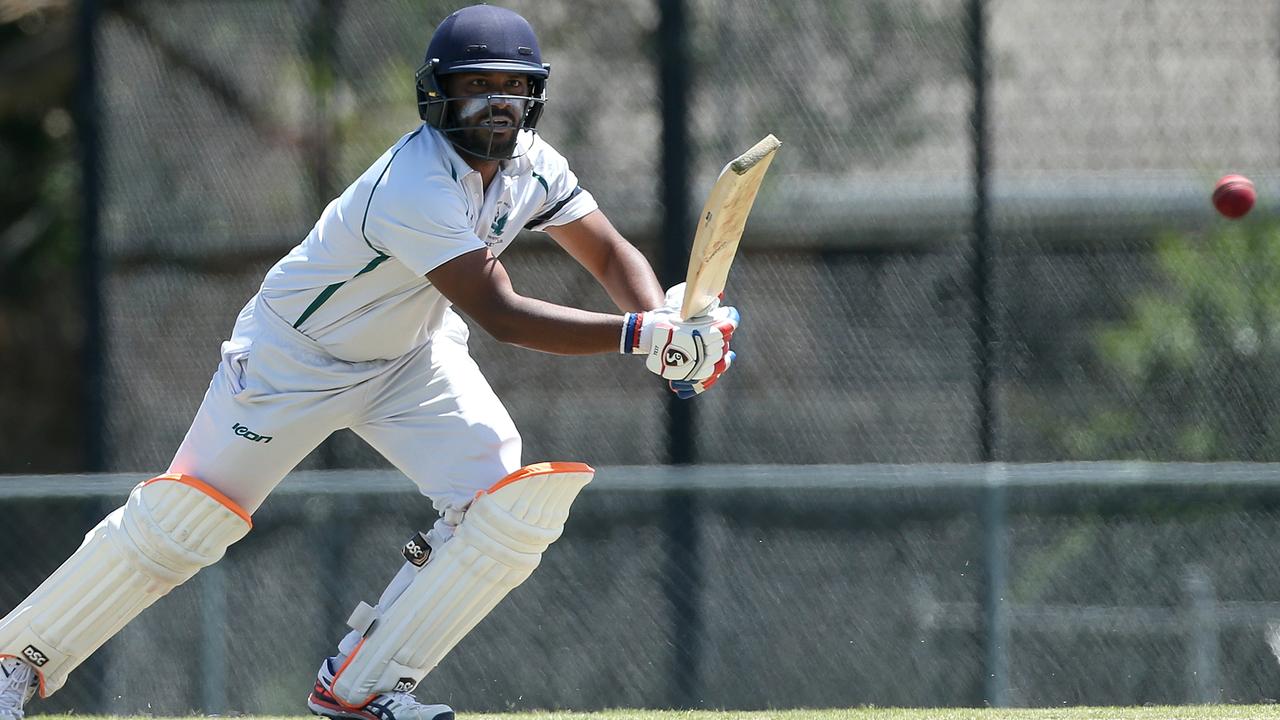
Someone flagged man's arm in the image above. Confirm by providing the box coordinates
[430,245,737,393]
[544,210,665,312]
[428,247,624,355]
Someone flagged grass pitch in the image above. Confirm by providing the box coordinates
[31,708,1280,720]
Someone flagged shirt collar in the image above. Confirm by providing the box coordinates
[427,125,479,184]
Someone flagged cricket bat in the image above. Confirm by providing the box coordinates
[680,134,781,320]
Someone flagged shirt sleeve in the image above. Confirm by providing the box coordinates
[362,175,486,277]
[524,139,600,232]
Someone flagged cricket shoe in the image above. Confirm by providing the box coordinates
[0,658,37,720]
[308,657,454,720]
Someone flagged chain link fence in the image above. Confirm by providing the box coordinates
[7,0,1280,712]
[88,0,1280,473]
[6,465,1280,712]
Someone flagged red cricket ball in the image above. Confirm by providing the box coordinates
[1212,174,1256,219]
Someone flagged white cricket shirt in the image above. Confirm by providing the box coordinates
[248,125,597,362]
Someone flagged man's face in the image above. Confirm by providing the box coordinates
[441,71,532,159]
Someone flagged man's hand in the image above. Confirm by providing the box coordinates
[621,305,739,385]
[668,350,735,399]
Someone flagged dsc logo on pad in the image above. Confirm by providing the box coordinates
[21,645,49,667]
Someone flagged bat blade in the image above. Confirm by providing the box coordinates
[680,134,781,319]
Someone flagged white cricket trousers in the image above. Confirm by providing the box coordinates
[168,296,522,516]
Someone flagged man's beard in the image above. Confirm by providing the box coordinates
[449,97,527,160]
[451,125,520,159]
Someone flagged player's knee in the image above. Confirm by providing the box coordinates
[110,473,252,585]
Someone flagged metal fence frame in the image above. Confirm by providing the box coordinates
[7,461,1280,708]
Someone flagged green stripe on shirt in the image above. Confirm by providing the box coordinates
[293,254,390,329]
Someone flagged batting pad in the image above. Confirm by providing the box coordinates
[330,462,594,705]
[0,474,251,697]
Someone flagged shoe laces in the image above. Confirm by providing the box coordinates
[387,691,420,706]
[0,661,35,719]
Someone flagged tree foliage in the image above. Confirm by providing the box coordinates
[1062,221,1280,460]
[0,5,82,472]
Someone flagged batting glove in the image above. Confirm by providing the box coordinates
[621,306,739,383]
[669,350,736,399]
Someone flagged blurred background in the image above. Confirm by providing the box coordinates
[4,0,1280,713]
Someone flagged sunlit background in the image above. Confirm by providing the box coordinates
[3,0,1280,713]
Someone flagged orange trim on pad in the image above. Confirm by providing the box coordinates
[329,638,379,709]
[480,461,595,497]
[142,473,253,527]
[0,653,46,699]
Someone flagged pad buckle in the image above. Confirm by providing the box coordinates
[347,601,377,635]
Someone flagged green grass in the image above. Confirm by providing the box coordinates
[30,709,1280,720]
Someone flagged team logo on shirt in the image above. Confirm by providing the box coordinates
[485,203,513,247]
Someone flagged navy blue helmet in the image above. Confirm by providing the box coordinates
[415,5,551,159]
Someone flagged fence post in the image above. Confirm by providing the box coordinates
[199,562,229,714]
[657,0,695,465]
[316,496,358,646]
[966,0,1006,704]
[1184,565,1221,704]
[966,0,994,463]
[660,488,702,708]
[657,0,700,698]
[980,463,1009,706]
[76,0,105,472]
[307,0,344,469]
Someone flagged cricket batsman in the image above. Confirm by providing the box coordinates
[0,6,739,720]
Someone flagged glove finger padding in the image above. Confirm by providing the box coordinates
[643,306,738,381]
[670,349,736,399]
